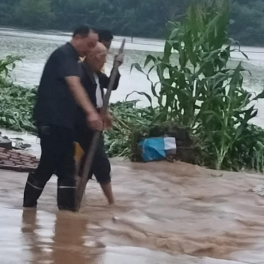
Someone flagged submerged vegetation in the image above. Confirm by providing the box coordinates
[0,56,36,132]
[1,0,264,172]
[109,0,264,172]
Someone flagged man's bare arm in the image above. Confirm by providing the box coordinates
[66,76,102,130]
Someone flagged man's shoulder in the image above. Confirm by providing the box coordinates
[45,45,64,65]
[51,44,66,56]
[50,43,76,61]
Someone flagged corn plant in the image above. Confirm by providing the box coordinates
[131,0,264,170]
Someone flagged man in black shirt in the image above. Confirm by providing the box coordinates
[23,25,101,211]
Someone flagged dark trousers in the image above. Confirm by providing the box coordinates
[23,125,76,210]
[75,127,111,185]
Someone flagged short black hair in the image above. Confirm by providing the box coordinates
[98,29,113,42]
[73,25,91,37]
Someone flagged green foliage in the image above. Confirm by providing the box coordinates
[0,0,263,45]
[131,0,264,171]
[230,0,264,46]
[0,55,23,84]
[14,0,54,29]
[0,55,36,132]
[105,101,155,159]
[0,84,37,132]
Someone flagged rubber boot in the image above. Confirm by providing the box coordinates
[57,179,76,211]
[23,173,46,208]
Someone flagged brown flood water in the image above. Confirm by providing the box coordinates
[1,160,264,264]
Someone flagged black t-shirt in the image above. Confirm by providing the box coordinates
[33,43,80,129]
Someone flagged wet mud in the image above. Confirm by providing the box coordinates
[1,160,264,263]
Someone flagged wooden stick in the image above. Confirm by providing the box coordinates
[75,39,126,212]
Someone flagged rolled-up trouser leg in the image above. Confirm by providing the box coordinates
[89,134,111,185]
[23,173,46,207]
[76,128,111,184]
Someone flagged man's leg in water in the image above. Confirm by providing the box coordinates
[56,133,76,211]
[92,134,113,204]
[100,182,114,205]
[23,126,76,210]
[24,126,58,208]
[77,128,114,204]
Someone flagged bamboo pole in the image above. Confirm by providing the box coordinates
[75,39,126,212]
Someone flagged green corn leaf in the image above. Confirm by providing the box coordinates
[126,91,153,108]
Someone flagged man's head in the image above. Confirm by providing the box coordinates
[98,29,113,50]
[85,42,108,72]
[71,25,98,57]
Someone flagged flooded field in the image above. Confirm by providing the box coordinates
[1,160,264,263]
[1,28,264,264]
[1,27,264,126]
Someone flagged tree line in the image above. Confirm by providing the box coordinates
[0,0,263,46]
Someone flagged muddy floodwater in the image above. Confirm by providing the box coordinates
[1,160,264,264]
[1,27,264,263]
